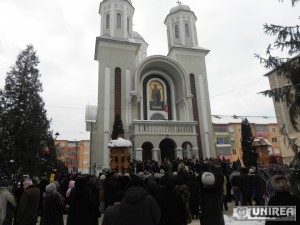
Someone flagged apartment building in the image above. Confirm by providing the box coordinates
[264,57,300,164]
[55,140,90,174]
[212,116,284,165]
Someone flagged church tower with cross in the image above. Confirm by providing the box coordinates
[87,0,215,170]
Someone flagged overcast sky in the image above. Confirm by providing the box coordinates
[0,0,299,141]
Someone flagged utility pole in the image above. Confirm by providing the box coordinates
[75,140,79,173]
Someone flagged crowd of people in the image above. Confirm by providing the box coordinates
[0,157,299,225]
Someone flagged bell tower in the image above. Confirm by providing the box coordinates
[164,2,199,51]
[99,0,134,40]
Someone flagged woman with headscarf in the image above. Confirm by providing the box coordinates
[40,183,64,225]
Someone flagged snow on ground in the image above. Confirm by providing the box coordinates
[224,215,265,225]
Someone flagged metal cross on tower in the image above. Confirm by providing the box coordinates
[176,0,182,5]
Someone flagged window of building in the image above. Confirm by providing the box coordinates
[106,14,110,29]
[83,151,89,155]
[270,127,276,133]
[175,25,179,39]
[217,146,231,155]
[232,148,237,155]
[185,24,190,37]
[268,147,273,154]
[127,18,130,32]
[230,139,236,144]
[117,13,121,28]
[255,125,268,132]
[273,148,281,154]
[272,137,278,143]
[213,126,228,132]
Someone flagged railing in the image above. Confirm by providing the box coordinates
[129,120,198,137]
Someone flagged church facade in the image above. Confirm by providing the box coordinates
[86,0,216,169]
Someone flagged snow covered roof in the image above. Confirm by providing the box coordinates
[212,115,277,125]
[253,137,272,146]
[108,137,132,148]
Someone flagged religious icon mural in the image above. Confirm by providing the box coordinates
[149,81,164,110]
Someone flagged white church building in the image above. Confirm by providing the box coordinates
[86,0,216,170]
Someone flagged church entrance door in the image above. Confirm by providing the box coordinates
[159,138,176,162]
[142,142,153,161]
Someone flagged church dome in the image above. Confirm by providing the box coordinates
[102,0,132,5]
[169,4,191,14]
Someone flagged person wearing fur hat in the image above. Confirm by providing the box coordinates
[200,172,225,225]
[39,183,64,225]
[0,180,17,225]
[265,175,300,225]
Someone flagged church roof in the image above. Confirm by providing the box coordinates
[169,4,191,14]
[211,115,277,125]
[108,138,132,148]
[102,0,132,5]
[133,31,145,42]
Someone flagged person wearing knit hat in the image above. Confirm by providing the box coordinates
[200,172,224,225]
[265,175,300,225]
[45,182,56,193]
[201,172,215,186]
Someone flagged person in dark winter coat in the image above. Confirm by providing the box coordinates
[200,172,224,225]
[174,176,191,224]
[187,175,200,219]
[230,168,241,206]
[156,178,187,225]
[265,175,300,225]
[120,176,161,225]
[86,176,101,225]
[0,180,17,225]
[238,167,252,206]
[66,177,94,225]
[15,179,40,225]
[39,183,64,225]
[101,191,125,225]
[252,170,265,206]
[103,173,114,209]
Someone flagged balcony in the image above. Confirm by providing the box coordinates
[129,120,197,138]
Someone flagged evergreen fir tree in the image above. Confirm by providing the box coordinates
[241,118,257,168]
[256,0,300,130]
[111,114,124,140]
[0,45,62,180]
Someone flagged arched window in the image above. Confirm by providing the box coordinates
[106,14,110,29]
[117,13,122,28]
[175,25,179,39]
[127,18,130,32]
[115,68,121,116]
[185,24,190,37]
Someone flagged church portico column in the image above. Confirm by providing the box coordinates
[192,147,199,161]
[151,148,160,162]
[175,147,183,159]
[135,148,143,161]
